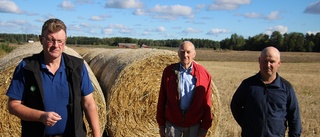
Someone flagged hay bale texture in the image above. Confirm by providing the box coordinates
[0,43,106,136]
[82,48,220,137]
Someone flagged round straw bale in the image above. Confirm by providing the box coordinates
[0,43,106,136]
[88,49,128,82]
[85,48,220,137]
[80,48,109,64]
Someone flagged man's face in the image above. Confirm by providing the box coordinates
[40,29,66,60]
[259,51,281,78]
[178,43,196,68]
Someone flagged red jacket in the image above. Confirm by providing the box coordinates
[156,61,213,130]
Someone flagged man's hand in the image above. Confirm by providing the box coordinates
[40,112,62,127]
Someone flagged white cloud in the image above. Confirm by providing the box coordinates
[265,25,288,35]
[150,4,194,20]
[243,12,262,18]
[90,16,104,21]
[208,0,251,10]
[196,4,206,9]
[0,0,23,14]
[106,24,135,35]
[75,0,93,4]
[265,11,281,20]
[105,0,144,9]
[142,31,150,35]
[156,26,166,32]
[237,11,281,21]
[182,27,202,34]
[304,0,320,14]
[89,29,97,34]
[133,9,145,15]
[109,24,127,29]
[102,28,113,35]
[8,19,28,25]
[206,28,230,35]
[0,20,39,34]
[60,1,75,10]
[80,22,92,28]
[215,0,251,5]
[90,14,110,21]
[152,5,193,16]
[69,24,83,31]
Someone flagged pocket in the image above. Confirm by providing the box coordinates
[268,117,286,136]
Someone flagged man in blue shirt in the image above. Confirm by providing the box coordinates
[230,46,302,137]
[6,18,100,137]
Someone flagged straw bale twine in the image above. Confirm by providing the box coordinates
[83,48,220,137]
[0,43,106,136]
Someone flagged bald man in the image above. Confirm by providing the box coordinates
[156,41,213,137]
[230,46,302,137]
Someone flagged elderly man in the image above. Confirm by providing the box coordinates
[156,41,213,137]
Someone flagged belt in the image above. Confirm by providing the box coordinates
[45,135,63,137]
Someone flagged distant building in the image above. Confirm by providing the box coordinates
[140,44,149,48]
[118,43,137,48]
[27,40,34,43]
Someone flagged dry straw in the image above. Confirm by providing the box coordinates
[0,43,106,136]
[83,48,220,137]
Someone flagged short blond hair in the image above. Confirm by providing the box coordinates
[41,18,67,36]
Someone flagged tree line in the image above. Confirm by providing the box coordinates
[0,31,319,52]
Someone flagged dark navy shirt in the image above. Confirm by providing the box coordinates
[230,73,302,137]
[6,54,94,135]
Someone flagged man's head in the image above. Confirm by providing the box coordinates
[178,41,196,69]
[39,18,67,61]
[259,46,281,79]
[41,18,67,36]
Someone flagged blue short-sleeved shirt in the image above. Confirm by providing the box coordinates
[6,54,94,135]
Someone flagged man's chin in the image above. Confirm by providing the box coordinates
[48,52,62,58]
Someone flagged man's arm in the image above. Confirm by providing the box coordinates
[287,86,302,136]
[230,81,246,127]
[199,80,213,131]
[156,70,168,137]
[8,98,61,126]
[82,93,100,137]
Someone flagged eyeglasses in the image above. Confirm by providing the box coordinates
[42,36,65,45]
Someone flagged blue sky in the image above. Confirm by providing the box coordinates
[0,0,319,41]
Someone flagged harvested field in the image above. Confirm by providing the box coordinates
[0,43,106,136]
[80,48,221,137]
